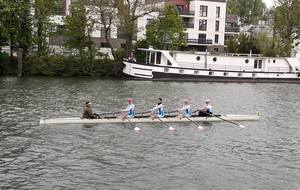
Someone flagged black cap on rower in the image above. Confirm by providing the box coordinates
[86,101,91,105]
[158,97,162,101]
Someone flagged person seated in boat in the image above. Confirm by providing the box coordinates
[196,99,213,117]
[82,101,100,119]
[118,98,135,120]
[150,98,165,119]
[176,99,192,118]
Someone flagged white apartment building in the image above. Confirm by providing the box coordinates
[51,0,227,52]
[138,0,227,51]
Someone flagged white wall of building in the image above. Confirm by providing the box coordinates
[188,0,226,45]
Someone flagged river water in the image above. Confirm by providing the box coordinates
[0,77,299,190]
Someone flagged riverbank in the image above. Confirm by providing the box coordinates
[0,53,118,77]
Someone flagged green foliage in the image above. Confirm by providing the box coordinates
[225,33,286,57]
[64,0,94,60]
[0,0,32,54]
[34,0,56,56]
[24,55,114,77]
[227,0,267,25]
[273,0,300,56]
[134,39,149,63]
[146,4,186,50]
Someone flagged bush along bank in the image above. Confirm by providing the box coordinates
[23,55,115,77]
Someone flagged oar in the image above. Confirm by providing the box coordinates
[154,116,176,131]
[121,113,141,132]
[177,111,204,130]
[213,114,246,128]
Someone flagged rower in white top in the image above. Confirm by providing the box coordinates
[150,97,165,119]
[197,99,213,117]
[176,99,192,119]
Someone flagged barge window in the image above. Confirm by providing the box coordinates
[223,72,228,76]
[238,72,242,77]
[179,69,184,74]
[164,68,169,72]
[213,57,217,62]
[273,60,276,63]
[194,70,199,75]
[245,59,249,64]
[254,60,258,68]
[209,71,214,75]
[156,52,161,64]
[258,60,262,69]
[150,52,155,64]
[196,56,201,61]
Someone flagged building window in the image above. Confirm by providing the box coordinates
[199,19,207,31]
[200,5,208,17]
[215,21,219,32]
[216,7,220,18]
[214,34,219,44]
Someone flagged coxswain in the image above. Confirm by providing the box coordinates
[82,101,100,119]
[150,98,165,119]
[176,99,192,118]
[118,98,135,120]
[197,99,213,117]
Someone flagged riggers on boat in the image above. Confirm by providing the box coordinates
[40,114,260,125]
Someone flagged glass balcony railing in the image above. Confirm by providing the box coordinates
[187,39,213,44]
[183,22,194,28]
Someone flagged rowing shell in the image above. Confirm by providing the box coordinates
[40,114,260,125]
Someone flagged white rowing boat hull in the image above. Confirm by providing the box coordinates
[40,114,260,125]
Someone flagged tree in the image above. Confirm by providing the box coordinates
[0,0,32,56]
[146,4,186,50]
[116,0,160,56]
[273,0,300,56]
[34,0,56,56]
[227,0,267,25]
[87,0,118,60]
[64,0,94,60]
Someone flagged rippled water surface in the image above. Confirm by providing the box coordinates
[0,77,299,189]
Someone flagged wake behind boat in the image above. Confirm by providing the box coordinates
[39,114,260,125]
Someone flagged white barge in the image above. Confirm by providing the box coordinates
[123,48,300,83]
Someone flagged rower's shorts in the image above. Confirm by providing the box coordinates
[127,114,135,118]
[156,114,164,118]
[184,114,192,118]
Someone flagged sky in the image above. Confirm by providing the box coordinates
[263,0,274,8]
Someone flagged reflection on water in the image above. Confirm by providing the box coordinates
[0,77,299,189]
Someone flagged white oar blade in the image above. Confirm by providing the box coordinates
[134,127,141,131]
[239,125,246,128]
[169,126,176,131]
[198,126,204,130]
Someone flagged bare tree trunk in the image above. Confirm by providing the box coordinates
[17,48,23,77]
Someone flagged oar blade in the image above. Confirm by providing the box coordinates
[239,125,246,128]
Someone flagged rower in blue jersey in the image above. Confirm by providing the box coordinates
[176,99,192,118]
[118,98,135,120]
[150,98,165,119]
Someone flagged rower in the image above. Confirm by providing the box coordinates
[150,98,165,119]
[176,99,192,118]
[118,98,135,120]
[197,99,213,117]
[82,101,100,119]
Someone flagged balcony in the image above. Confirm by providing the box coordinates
[225,27,240,33]
[183,22,194,28]
[178,10,195,17]
[187,39,213,45]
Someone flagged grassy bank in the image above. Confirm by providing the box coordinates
[23,55,115,77]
